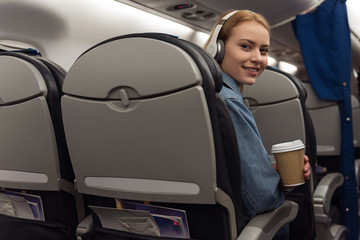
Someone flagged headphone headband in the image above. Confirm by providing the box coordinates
[206,10,239,58]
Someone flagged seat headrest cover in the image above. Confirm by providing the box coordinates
[87,33,224,92]
[63,33,222,99]
[63,33,223,99]
[302,82,337,109]
[0,55,47,105]
[243,67,300,105]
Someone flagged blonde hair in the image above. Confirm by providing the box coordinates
[204,9,270,50]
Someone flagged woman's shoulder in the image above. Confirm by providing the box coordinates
[219,83,238,100]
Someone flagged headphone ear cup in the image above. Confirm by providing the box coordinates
[215,39,225,63]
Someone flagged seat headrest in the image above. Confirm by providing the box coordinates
[85,33,224,92]
[0,52,49,105]
[63,33,223,99]
[243,66,305,105]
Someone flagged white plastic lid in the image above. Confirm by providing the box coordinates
[271,140,305,153]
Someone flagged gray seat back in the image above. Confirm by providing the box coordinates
[0,54,61,190]
[61,33,304,240]
[303,82,360,156]
[62,33,246,240]
[242,68,306,155]
[62,35,218,204]
[243,67,317,240]
[0,51,82,240]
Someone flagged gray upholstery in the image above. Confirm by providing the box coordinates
[238,200,298,240]
[302,82,341,156]
[302,82,360,156]
[0,55,61,190]
[62,35,237,239]
[62,37,216,204]
[0,52,84,240]
[313,173,348,240]
[302,82,359,240]
[243,68,306,155]
[62,33,298,240]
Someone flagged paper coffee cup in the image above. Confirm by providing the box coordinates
[271,140,305,187]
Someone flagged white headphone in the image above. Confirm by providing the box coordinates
[206,10,239,63]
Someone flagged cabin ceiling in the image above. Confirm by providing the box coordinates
[115,0,322,79]
[119,0,323,31]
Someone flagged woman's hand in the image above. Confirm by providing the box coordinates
[273,155,311,181]
[304,155,311,180]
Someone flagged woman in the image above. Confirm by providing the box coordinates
[204,9,311,237]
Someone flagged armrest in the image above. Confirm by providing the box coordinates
[76,215,93,240]
[313,172,343,223]
[237,200,299,240]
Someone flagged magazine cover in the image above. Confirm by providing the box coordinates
[0,189,45,221]
[90,206,161,236]
[0,193,35,220]
[121,200,190,238]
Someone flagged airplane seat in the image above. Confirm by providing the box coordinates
[0,51,84,240]
[302,82,360,187]
[61,33,298,240]
[301,82,360,169]
[242,66,348,240]
[302,81,360,234]
[301,82,341,167]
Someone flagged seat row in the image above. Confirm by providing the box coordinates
[0,33,357,240]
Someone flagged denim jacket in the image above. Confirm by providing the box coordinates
[220,72,284,218]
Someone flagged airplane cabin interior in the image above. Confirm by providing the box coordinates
[0,0,359,240]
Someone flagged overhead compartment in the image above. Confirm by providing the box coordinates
[196,0,324,27]
[115,0,325,31]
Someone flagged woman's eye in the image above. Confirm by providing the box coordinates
[260,48,269,55]
[240,44,250,50]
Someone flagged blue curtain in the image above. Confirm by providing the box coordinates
[292,0,358,239]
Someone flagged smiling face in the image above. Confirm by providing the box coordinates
[220,20,270,87]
